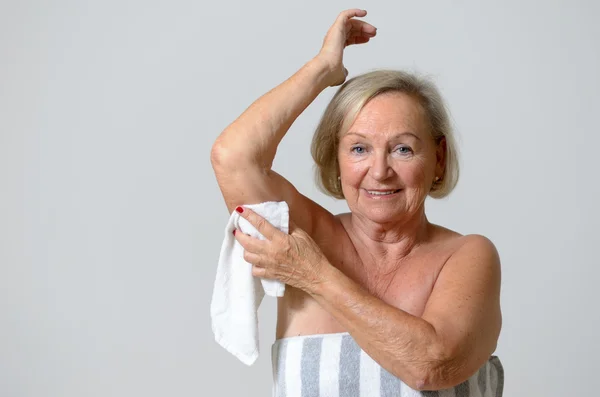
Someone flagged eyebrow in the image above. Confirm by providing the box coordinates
[344,131,422,141]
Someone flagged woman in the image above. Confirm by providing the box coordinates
[210,9,503,395]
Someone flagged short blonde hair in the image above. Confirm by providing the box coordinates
[311,69,460,199]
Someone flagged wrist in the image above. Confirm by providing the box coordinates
[307,259,339,297]
[305,56,335,91]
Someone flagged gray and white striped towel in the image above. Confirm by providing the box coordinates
[271,332,503,397]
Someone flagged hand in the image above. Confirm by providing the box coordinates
[233,206,330,293]
[317,9,377,87]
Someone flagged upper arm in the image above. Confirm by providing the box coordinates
[421,234,502,384]
[211,149,335,238]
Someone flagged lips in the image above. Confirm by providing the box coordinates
[365,189,402,196]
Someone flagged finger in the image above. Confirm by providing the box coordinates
[338,9,367,21]
[346,36,371,46]
[234,228,266,253]
[243,250,267,268]
[349,19,377,36]
[251,265,268,278]
[243,249,255,264]
[235,206,278,240]
[340,11,369,35]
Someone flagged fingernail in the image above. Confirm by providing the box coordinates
[235,206,244,213]
[233,230,236,236]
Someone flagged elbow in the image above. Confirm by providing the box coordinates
[211,139,244,171]
[403,364,445,392]
[404,344,464,391]
[408,366,457,392]
[210,138,231,168]
[407,369,445,392]
[211,126,252,164]
[211,135,269,171]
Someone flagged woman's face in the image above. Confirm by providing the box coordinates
[337,92,443,224]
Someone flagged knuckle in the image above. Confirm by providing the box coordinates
[283,243,293,258]
[255,217,267,230]
[282,239,293,254]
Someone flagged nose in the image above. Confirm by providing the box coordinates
[369,150,394,181]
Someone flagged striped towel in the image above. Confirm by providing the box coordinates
[271,332,503,397]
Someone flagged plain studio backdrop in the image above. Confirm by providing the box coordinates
[1,1,599,396]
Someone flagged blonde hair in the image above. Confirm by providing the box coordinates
[311,69,460,199]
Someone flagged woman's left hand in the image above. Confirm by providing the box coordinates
[233,206,329,293]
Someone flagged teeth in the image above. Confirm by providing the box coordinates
[368,190,397,195]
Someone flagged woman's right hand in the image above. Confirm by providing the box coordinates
[317,9,377,87]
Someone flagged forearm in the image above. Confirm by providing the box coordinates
[309,263,446,390]
[212,57,331,170]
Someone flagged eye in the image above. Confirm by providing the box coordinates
[395,146,413,154]
[351,145,366,154]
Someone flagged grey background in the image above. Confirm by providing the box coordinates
[1,0,599,396]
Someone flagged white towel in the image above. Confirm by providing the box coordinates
[211,201,289,366]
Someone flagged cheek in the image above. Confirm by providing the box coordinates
[343,164,368,187]
[338,155,366,183]
[397,161,429,187]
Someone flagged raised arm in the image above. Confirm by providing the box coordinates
[210,9,377,236]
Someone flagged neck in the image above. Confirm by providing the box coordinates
[347,207,432,270]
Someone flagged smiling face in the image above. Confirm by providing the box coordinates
[338,91,444,224]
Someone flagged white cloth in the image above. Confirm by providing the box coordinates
[211,201,289,366]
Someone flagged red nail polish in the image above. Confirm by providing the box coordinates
[235,206,243,213]
[233,230,236,236]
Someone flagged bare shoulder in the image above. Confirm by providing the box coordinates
[434,232,502,299]
[453,233,501,268]
[431,225,499,258]
[425,228,502,291]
